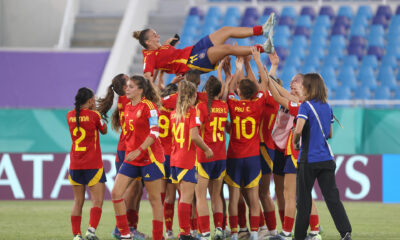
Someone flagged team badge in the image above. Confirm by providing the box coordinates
[199,52,205,59]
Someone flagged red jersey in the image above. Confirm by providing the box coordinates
[143,45,194,75]
[260,90,279,150]
[159,106,173,156]
[124,98,165,166]
[162,92,208,110]
[196,100,229,163]
[67,109,105,169]
[285,100,301,159]
[227,92,265,159]
[170,106,200,169]
[117,95,130,151]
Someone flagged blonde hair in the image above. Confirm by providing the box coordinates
[175,80,197,122]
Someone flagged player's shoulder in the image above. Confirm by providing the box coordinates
[141,98,156,110]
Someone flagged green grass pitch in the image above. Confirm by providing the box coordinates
[0,200,399,240]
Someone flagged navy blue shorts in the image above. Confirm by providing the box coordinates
[198,160,226,180]
[118,162,165,181]
[187,35,216,73]
[69,168,106,186]
[170,166,198,184]
[115,150,125,173]
[273,150,285,176]
[163,155,172,182]
[225,156,262,189]
[283,155,298,174]
[260,143,274,175]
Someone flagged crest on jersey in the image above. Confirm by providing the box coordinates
[199,52,206,59]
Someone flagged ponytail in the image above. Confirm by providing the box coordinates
[204,76,222,119]
[74,87,94,130]
[132,29,150,49]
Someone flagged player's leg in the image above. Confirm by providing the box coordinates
[210,178,224,240]
[71,185,85,239]
[259,173,278,236]
[282,173,297,237]
[243,186,261,240]
[86,181,105,240]
[144,178,164,240]
[164,182,177,239]
[228,185,241,240]
[195,173,211,238]
[179,180,197,237]
[125,179,147,240]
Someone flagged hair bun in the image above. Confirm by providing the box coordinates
[133,31,141,40]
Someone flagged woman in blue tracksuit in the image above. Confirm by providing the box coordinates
[292,73,352,240]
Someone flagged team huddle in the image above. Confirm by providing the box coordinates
[66,16,352,240]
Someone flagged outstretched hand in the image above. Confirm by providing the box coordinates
[235,57,244,72]
[251,46,261,62]
[268,51,279,66]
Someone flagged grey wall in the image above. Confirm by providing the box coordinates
[0,0,67,47]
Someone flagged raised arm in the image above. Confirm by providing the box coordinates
[251,47,267,92]
[244,55,257,83]
[268,74,290,109]
[268,51,279,77]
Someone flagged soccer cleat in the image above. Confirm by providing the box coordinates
[258,227,269,240]
[263,34,275,54]
[200,232,211,240]
[191,230,201,240]
[318,225,323,235]
[85,228,99,240]
[267,232,293,240]
[249,232,258,240]
[213,227,224,240]
[262,13,276,38]
[223,229,231,239]
[131,227,148,240]
[112,226,122,240]
[230,234,238,240]
[305,233,322,240]
[341,232,352,240]
[238,228,250,240]
[179,234,196,240]
[165,230,175,240]
[73,235,84,240]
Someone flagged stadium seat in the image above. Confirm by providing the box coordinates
[338,66,357,89]
[348,45,365,60]
[385,42,400,60]
[263,7,278,17]
[368,25,385,37]
[319,6,335,20]
[356,5,373,19]
[374,86,391,100]
[338,5,353,19]
[301,64,317,74]
[381,55,398,69]
[275,25,291,38]
[281,6,297,19]
[367,35,385,48]
[206,6,222,20]
[296,15,312,28]
[330,35,346,49]
[300,6,316,20]
[310,34,327,48]
[279,66,298,88]
[312,27,329,38]
[278,16,295,29]
[394,88,400,99]
[243,7,259,19]
[350,24,366,37]
[292,35,308,47]
[331,24,347,36]
[352,15,369,28]
[323,55,340,69]
[334,16,351,29]
[285,56,302,68]
[294,26,311,38]
[222,15,239,27]
[204,16,220,28]
[199,25,216,38]
[357,65,377,89]
[275,46,289,61]
[372,15,389,29]
[274,35,289,48]
[189,7,204,18]
[396,5,400,15]
[184,15,201,28]
[309,45,325,60]
[334,87,352,100]
[320,65,338,90]
[342,55,359,69]
[349,36,366,48]
[367,46,384,60]
[304,55,320,67]
[241,16,257,27]
[354,86,372,99]
[360,55,378,70]
[314,15,331,28]
[378,66,398,90]
[376,5,393,20]
[225,6,241,19]
[289,44,306,59]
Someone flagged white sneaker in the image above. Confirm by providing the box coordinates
[258,227,269,240]
[165,230,175,240]
[262,13,276,38]
[213,227,224,240]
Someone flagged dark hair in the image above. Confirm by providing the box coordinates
[133,29,150,49]
[97,74,127,130]
[161,83,178,98]
[130,75,161,108]
[303,73,328,103]
[239,79,258,100]
[204,76,222,118]
[74,87,94,130]
[185,69,201,86]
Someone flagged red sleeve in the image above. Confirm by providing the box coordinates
[189,107,200,129]
[143,52,156,74]
[288,101,300,116]
[196,103,206,123]
[254,91,266,108]
[265,90,275,106]
[93,111,105,131]
[162,93,177,109]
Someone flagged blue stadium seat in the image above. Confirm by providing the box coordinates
[334,87,352,100]
[258,15,269,25]
[312,27,329,38]
[275,46,289,61]
[304,55,320,67]
[352,15,369,28]
[347,45,365,60]
[308,45,325,60]
[320,65,338,90]
[367,35,385,48]
[296,15,312,28]
[394,88,400,99]
[289,44,306,59]
[235,38,250,46]
[338,66,357,89]
[184,15,201,28]
[385,42,400,60]
[292,35,308,47]
[356,5,373,19]
[376,5,392,20]
[396,5,400,15]
[354,86,372,99]
[253,35,265,45]
[243,7,259,19]
[275,25,291,38]
[323,55,339,69]
[279,66,298,88]
[225,6,241,19]
[294,26,311,38]
[301,64,317,74]
[357,65,377,89]
[378,66,397,90]
[372,15,389,29]
[281,6,296,19]
[222,15,239,27]
[330,35,346,49]
[350,24,366,37]
[206,6,222,20]
[310,34,327,48]
[263,7,278,17]
[338,5,353,19]
[334,16,351,29]
[374,86,391,100]
[300,6,316,20]
[360,55,378,70]
[241,16,257,27]
[274,35,289,48]
[278,16,295,29]
[349,36,366,48]
[285,56,302,68]
[199,25,216,38]
[381,55,398,69]
[314,15,331,28]
[388,15,400,35]
[368,25,385,37]
[367,46,384,60]
[319,6,335,20]
[342,55,359,69]
[204,16,220,28]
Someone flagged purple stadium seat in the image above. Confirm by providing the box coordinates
[334,16,351,29]
[348,45,365,60]
[349,36,366,48]
[300,6,316,20]
[372,15,389,29]
[189,7,204,18]
[263,7,278,17]
[331,24,347,36]
[396,5,400,15]
[275,46,289,61]
[319,6,335,20]
[367,46,385,60]
[278,16,295,29]
[244,7,259,19]
[294,26,310,38]
[376,5,393,20]
[240,16,257,27]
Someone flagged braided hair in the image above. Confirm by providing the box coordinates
[74,87,94,130]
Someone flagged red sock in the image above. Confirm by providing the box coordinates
[279,210,285,225]
[253,25,263,36]
[164,203,175,231]
[264,211,277,231]
[250,216,260,232]
[127,209,138,229]
[190,217,197,231]
[116,215,130,235]
[259,210,265,227]
[238,201,247,228]
[213,212,223,229]
[89,207,102,229]
[71,215,81,235]
[161,192,166,204]
[282,216,294,233]
[152,220,163,240]
[222,213,227,230]
[198,215,210,233]
[255,45,265,53]
[309,215,319,232]
[178,202,191,235]
[229,216,238,233]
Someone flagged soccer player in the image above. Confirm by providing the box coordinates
[170,80,213,240]
[195,75,229,240]
[293,73,352,240]
[111,75,165,240]
[224,48,268,240]
[159,83,179,239]
[97,74,147,240]
[133,13,276,82]
[67,87,107,240]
